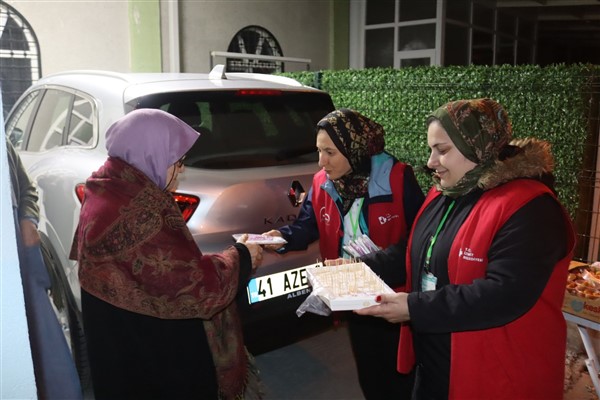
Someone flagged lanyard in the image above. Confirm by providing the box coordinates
[424,200,456,273]
[349,198,365,239]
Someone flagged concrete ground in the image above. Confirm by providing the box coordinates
[565,370,598,400]
[564,321,599,400]
[254,320,600,400]
[255,321,363,399]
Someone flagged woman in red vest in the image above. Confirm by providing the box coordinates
[356,98,575,399]
[264,108,424,399]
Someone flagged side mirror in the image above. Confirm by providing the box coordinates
[8,128,23,148]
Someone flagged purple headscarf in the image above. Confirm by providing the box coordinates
[105,109,200,188]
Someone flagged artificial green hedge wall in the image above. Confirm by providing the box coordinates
[282,64,600,221]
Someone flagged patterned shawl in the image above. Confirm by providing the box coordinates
[70,157,256,399]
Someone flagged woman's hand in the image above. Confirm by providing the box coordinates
[354,292,410,324]
[236,234,263,271]
[261,230,286,251]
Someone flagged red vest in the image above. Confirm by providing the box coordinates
[311,162,408,262]
[398,179,575,399]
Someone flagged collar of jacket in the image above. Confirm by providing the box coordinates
[478,138,554,191]
[321,152,395,199]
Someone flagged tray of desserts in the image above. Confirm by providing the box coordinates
[306,261,393,311]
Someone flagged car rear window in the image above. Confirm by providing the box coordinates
[136,90,335,169]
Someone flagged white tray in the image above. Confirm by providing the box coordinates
[307,262,394,311]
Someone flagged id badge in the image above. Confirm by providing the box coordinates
[421,272,437,291]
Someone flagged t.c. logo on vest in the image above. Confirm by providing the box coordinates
[319,206,331,224]
[378,213,399,225]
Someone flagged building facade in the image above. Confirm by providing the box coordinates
[2,0,599,114]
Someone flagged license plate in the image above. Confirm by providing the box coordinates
[246,263,319,304]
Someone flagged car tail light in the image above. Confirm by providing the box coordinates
[235,89,282,96]
[75,183,86,203]
[172,193,200,222]
[74,183,199,222]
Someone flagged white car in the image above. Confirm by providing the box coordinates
[5,65,335,381]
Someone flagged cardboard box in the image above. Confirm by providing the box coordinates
[562,261,600,323]
[563,292,600,323]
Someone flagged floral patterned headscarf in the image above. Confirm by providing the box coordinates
[317,108,385,213]
[428,98,512,197]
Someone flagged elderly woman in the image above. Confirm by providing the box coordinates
[70,109,263,400]
[357,98,575,399]
[264,108,424,400]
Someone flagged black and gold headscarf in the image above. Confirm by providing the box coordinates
[428,98,513,198]
[317,108,385,213]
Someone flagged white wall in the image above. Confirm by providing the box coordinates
[178,0,331,73]
[6,0,131,75]
[6,0,331,77]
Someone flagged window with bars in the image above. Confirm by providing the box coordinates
[358,0,536,68]
[0,1,40,117]
[226,25,283,74]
